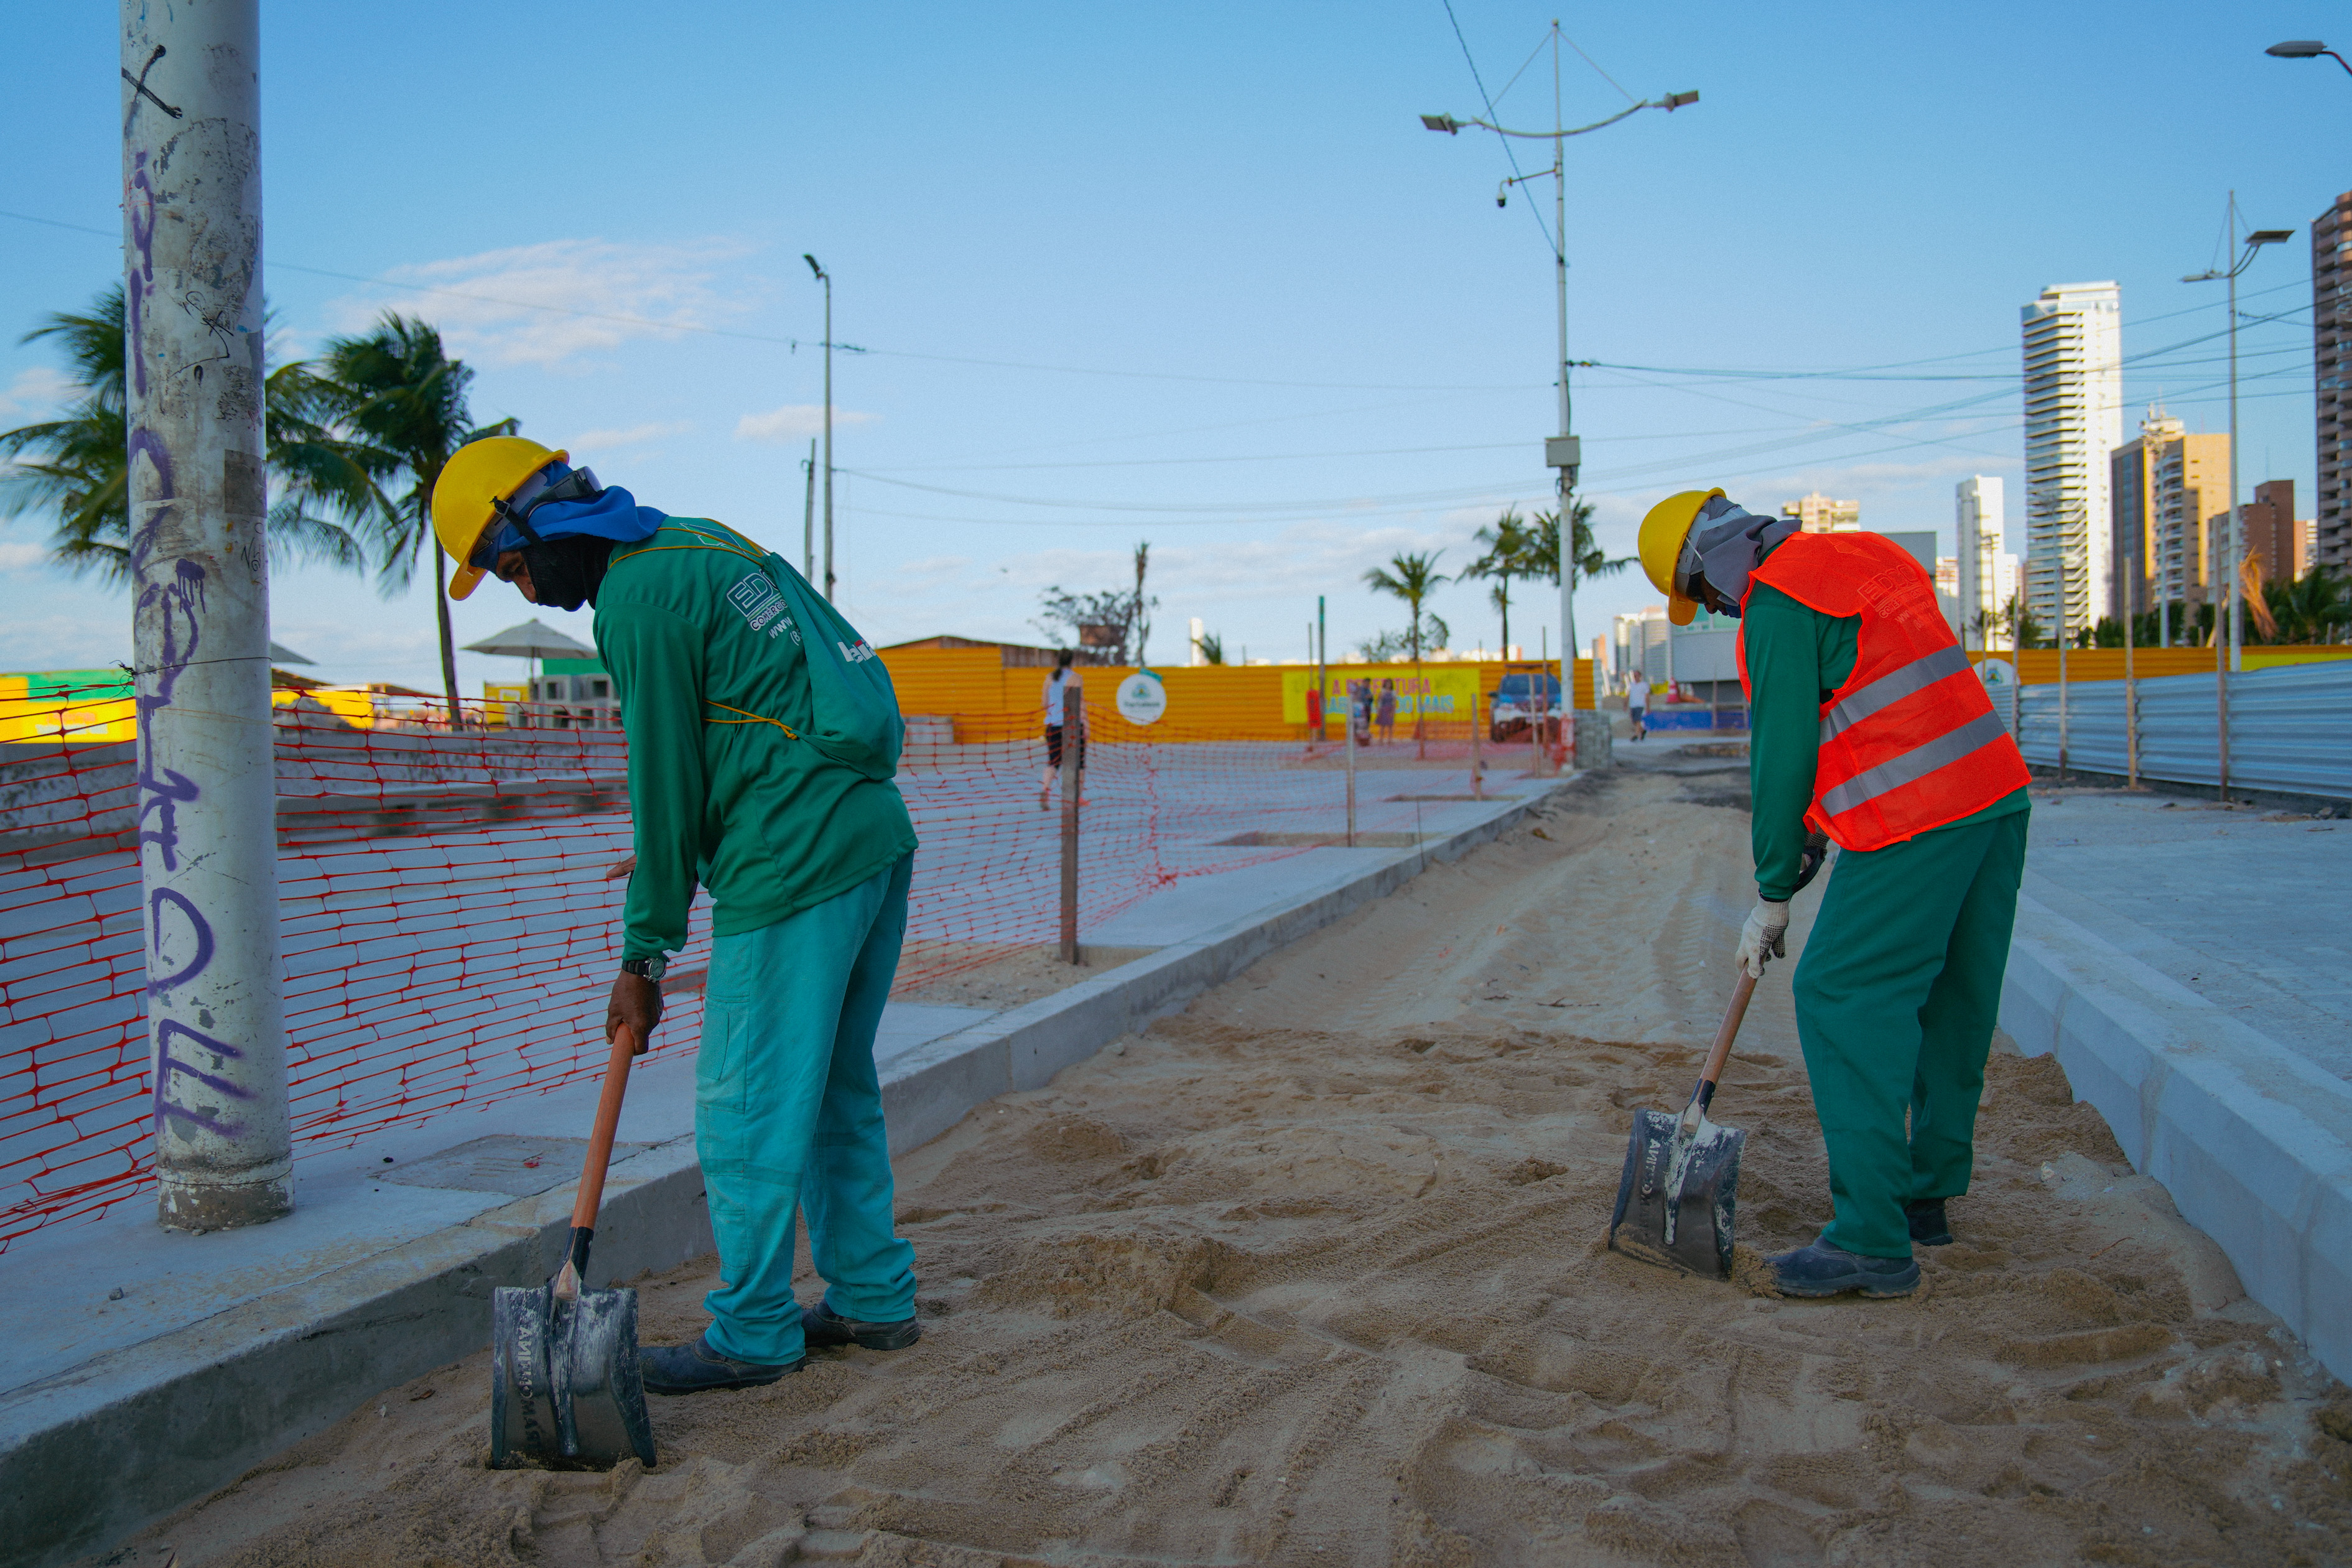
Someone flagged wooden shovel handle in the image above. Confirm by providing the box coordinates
[1697,972,1757,1098]
[571,1024,638,1232]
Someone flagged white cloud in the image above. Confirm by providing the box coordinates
[0,366,80,423]
[735,404,879,444]
[330,238,756,369]
[0,542,48,572]
[569,420,692,454]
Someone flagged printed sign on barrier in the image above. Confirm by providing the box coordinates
[1115,669,1168,725]
[1277,666,1479,724]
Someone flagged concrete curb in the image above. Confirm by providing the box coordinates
[2,782,1564,1568]
[2001,894,2352,1386]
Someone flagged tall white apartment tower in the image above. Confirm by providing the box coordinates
[2020,282,2123,640]
[1954,475,2006,648]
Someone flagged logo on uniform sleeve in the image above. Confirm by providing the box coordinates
[837,639,876,663]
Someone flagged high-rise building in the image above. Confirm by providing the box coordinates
[1955,476,2005,647]
[2111,409,2227,634]
[2239,478,2305,585]
[2313,192,2352,571]
[2022,281,2124,638]
[1781,492,1859,533]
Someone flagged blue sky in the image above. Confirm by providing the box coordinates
[1,1,2341,691]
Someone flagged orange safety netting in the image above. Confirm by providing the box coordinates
[0,689,1549,1250]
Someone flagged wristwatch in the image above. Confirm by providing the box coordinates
[621,956,666,983]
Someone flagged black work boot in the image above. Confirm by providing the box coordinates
[1767,1237,1920,1299]
[641,1332,802,1395]
[1906,1198,1954,1247]
[802,1300,923,1352]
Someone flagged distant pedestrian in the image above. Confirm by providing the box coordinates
[1040,649,1085,808]
[1377,678,1398,745]
[1351,679,1373,747]
[1627,675,1650,741]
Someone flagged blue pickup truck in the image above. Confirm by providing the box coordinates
[1489,672,1562,742]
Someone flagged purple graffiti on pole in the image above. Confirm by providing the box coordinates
[154,1021,251,1138]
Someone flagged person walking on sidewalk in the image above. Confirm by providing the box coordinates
[434,436,924,1391]
[1626,674,1650,741]
[1039,649,1084,809]
[1637,489,2032,1301]
[1376,678,1398,746]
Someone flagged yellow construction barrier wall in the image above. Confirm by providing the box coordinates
[877,649,1598,742]
[1966,646,2352,685]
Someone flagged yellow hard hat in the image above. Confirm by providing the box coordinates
[432,437,567,600]
[1637,488,1726,626]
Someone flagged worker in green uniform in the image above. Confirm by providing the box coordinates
[1638,490,2033,1299]
[434,437,924,1389]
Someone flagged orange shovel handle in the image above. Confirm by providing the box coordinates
[571,1024,638,1233]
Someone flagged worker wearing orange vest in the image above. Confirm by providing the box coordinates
[1639,490,2032,1300]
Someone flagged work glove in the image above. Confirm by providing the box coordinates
[1736,898,1791,979]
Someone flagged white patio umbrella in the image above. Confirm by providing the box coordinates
[462,619,595,687]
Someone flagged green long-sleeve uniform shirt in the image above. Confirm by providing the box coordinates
[594,521,918,963]
[1745,574,2025,901]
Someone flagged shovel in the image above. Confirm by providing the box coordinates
[490,1024,658,1470]
[1607,972,1756,1280]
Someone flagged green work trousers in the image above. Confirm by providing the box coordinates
[697,853,918,1365]
[1789,807,2029,1258]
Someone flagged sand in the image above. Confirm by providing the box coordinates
[94,769,2352,1567]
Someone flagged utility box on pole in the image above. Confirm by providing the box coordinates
[120,0,292,1232]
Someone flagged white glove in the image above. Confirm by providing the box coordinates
[1736,898,1790,978]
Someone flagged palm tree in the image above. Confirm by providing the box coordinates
[302,313,517,725]
[1528,498,1635,590]
[1364,550,1448,666]
[0,284,366,583]
[1463,509,1537,652]
[1364,550,1449,753]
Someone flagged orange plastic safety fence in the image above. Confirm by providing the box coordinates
[1,689,1539,1250]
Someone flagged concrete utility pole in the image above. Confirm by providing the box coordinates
[802,437,817,581]
[120,0,292,1232]
[804,254,835,602]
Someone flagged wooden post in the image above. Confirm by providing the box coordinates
[1059,695,1082,963]
[1469,676,1484,799]
[1343,679,1357,848]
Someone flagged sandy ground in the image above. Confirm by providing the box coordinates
[93,769,2352,1567]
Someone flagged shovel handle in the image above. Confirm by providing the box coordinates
[570,1023,639,1238]
[1686,971,1757,1118]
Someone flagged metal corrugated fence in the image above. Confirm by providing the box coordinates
[2015,661,2352,799]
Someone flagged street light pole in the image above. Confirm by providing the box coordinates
[1421,59,1696,768]
[2182,206,2292,803]
[804,253,834,602]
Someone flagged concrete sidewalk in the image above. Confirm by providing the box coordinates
[1997,788,2352,1388]
[0,776,1564,1568]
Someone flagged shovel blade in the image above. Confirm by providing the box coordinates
[1607,1106,1747,1280]
[554,1286,656,1468]
[490,1282,656,1470]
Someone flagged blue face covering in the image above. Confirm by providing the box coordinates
[483,462,668,555]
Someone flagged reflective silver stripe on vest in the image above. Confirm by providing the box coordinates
[1818,643,1973,745]
[1818,710,2009,820]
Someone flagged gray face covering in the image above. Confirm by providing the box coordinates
[1685,496,1801,616]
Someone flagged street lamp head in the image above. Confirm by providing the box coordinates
[2267,39,2328,57]
[1660,90,1699,109]
[2247,228,2296,247]
[803,253,827,281]
[1420,113,1462,134]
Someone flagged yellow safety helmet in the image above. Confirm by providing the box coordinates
[432,437,568,601]
[1637,488,1726,626]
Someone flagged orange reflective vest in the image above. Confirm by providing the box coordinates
[1736,531,2028,851]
